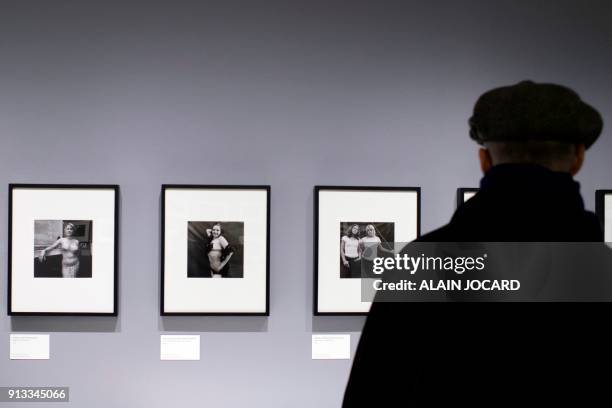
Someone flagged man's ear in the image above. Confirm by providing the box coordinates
[569,144,585,176]
[479,148,493,174]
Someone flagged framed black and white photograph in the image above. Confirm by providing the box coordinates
[314,186,420,315]
[456,187,479,208]
[8,184,119,315]
[596,190,612,242]
[162,185,270,315]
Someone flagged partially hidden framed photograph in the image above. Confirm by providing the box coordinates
[314,186,421,315]
[161,185,270,315]
[456,187,479,208]
[596,190,612,242]
[8,184,119,315]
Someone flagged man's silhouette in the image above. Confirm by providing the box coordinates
[343,81,610,405]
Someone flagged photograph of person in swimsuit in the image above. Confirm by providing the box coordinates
[34,220,93,278]
[187,221,244,278]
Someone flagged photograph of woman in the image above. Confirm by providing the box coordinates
[206,223,234,278]
[187,221,244,278]
[360,224,383,256]
[339,222,395,279]
[360,224,396,278]
[34,220,93,278]
[340,224,362,278]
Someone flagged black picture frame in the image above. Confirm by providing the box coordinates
[313,185,421,316]
[8,184,119,316]
[161,185,271,316]
[596,189,611,238]
[456,187,479,208]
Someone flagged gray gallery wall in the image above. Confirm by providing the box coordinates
[1,1,611,407]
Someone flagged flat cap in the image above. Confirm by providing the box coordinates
[469,80,603,149]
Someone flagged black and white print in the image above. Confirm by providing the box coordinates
[596,190,612,242]
[34,220,93,278]
[339,222,394,278]
[162,185,269,315]
[314,186,420,315]
[187,221,244,278]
